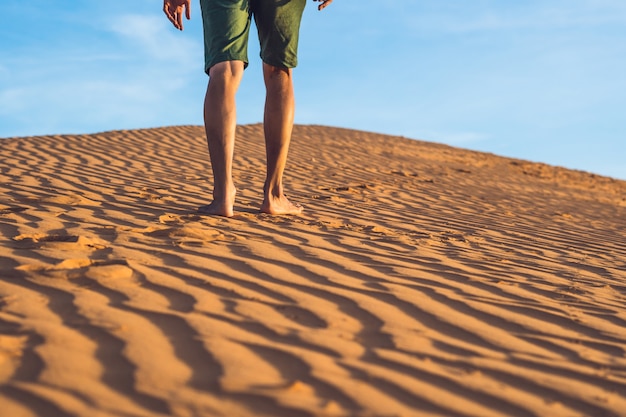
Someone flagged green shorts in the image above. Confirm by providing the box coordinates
[199,0,306,73]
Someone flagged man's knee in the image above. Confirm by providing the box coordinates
[264,63,291,75]
[263,64,292,86]
[209,60,245,83]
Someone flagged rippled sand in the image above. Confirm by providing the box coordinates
[1,125,625,416]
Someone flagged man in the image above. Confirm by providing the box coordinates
[163,0,333,217]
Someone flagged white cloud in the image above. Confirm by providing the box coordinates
[108,14,198,64]
[0,72,198,137]
[0,10,206,137]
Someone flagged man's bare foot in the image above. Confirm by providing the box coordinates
[260,195,303,215]
[198,200,234,217]
[198,188,236,217]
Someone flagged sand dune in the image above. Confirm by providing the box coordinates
[1,124,625,416]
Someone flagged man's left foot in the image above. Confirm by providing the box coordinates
[260,195,303,215]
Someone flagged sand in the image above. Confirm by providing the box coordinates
[0,124,625,417]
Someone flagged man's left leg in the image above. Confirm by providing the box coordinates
[260,63,303,215]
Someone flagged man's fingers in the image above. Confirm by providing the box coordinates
[163,1,189,30]
[176,8,184,30]
[163,5,179,29]
[163,5,175,25]
[315,0,333,11]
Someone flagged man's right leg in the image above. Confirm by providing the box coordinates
[199,60,245,217]
[260,64,303,215]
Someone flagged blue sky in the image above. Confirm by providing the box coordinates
[2,0,625,180]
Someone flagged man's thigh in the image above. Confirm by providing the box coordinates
[200,0,252,72]
[252,0,306,68]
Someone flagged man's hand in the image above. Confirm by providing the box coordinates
[313,0,333,11]
[163,0,191,31]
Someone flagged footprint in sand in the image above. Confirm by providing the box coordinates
[16,259,133,282]
[159,213,182,224]
[135,225,227,247]
[41,193,100,206]
[167,226,226,246]
[12,233,109,250]
[137,187,176,203]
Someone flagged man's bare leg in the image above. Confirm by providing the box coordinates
[199,60,244,217]
[260,63,303,215]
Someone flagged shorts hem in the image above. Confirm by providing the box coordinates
[261,58,298,69]
[205,54,249,74]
